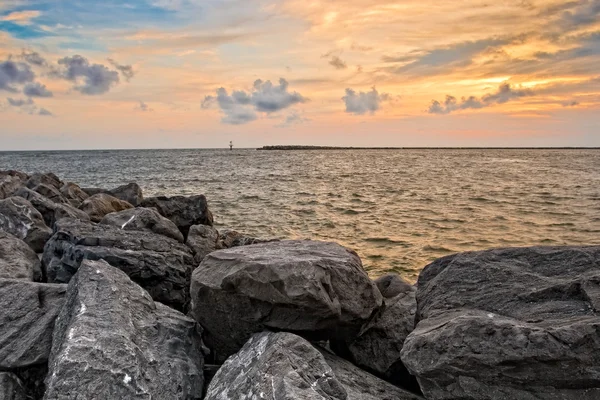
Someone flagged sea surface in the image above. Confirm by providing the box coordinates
[1,148,599,282]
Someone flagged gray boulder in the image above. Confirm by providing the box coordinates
[401,246,600,400]
[59,182,89,208]
[45,260,204,399]
[186,224,219,263]
[14,187,90,228]
[78,193,133,222]
[0,280,66,379]
[205,331,422,400]
[190,240,382,362]
[332,274,418,390]
[0,170,28,182]
[0,231,42,281]
[0,175,23,200]
[80,187,106,197]
[31,184,69,205]
[25,173,62,191]
[141,195,213,239]
[110,182,143,206]
[100,207,184,243]
[0,197,52,252]
[0,373,27,400]
[43,218,195,311]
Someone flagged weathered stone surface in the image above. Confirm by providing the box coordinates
[78,193,133,222]
[31,184,69,205]
[25,173,62,191]
[110,182,143,206]
[0,279,67,370]
[14,187,90,228]
[0,176,23,200]
[100,207,184,243]
[0,231,42,281]
[80,187,106,197]
[186,225,219,263]
[43,218,195,310]
[205,332,422,400]
[401,246,600,400]
[0,197,52,252]
[332,274,418,390]
[59,182,88,208]
[0,170,28,182]
[218,229,278,248]
[0,373,27,400]
[141,195,213,239]
[45,260,204,399]
[190,240,382,362]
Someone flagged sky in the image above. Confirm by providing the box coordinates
[0,0,599,149]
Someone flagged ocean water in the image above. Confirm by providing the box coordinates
[1,148,599,281]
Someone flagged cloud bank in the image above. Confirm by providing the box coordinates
[56,55,120,95]
[428,83,534,114]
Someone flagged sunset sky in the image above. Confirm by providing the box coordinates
[1,0,599,149]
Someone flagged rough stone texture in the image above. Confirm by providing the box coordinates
[43,218,195,311]
[110,182,143,206]
[100,207,184,243]
[25,173,62,191]
[332,274,418,390]
[14,187,90,228]
[0,231,42,281]
[0,373,27,400]
[0,170,28,182]
[205,332,422,400]
[44,260,204,399]
[0,279,67,370]
[190,240,382,362]
[401,246,600,400]
[0,176,24,200]
[0,197,52,252]
[78,193,133,223]
[218,229,278,248]
[141,195,213,239]
[31,184,69,205]
[59,182,89,208]
[80,187,106,197]
[186,225,219,263]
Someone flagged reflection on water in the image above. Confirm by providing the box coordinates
[2,148,599,282]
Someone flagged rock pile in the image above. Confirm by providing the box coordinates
[0,169,599,399]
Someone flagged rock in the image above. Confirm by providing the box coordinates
[0,170,28,182]
[186,225,219,263]
[141,195,213,239]
[0,232,42,281]
[0,197,52,252]
[43,218,195,311]
[78,193,133,223]
[218,229,278,248]
[59,182,89,208]
[44,260,204,399]
[0,176,24,200]
[14,187,90,228]
[31,184,69,205]
[401,246,600,400]
[0,373,27,400]
[190,240,382,362]
[100,207,184,243]
[110,182,143,206]
[331,274,418,390]
[0,279,67,370]
[80,187,107,197]
[205,331,422,400]
[25,173,62,191]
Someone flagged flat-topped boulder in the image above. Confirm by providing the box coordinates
[100,207,184,243]
[0,196,52,252]
[30,183,69,205]
[78,193,134,222]
[0,372,27,400]
[0,232,42,281]
[141,195,213,239]
[190,240,382,362]
[43,218,195,311]
[401,246,600,400]
[14,187,90,228]
[110,182,143,206]
[332,274,419,390]
[45,260,204,399]
[205,332,422,400]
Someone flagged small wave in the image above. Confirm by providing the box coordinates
[422,245,455,253]
[365,237,408,245]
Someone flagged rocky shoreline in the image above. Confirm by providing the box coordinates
[1,169,599,399]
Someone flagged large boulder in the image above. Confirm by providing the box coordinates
[25,173,62,191]
[0,170,28,182]
[59,182,89,208]
[0,232,42,281]
[190,240,382,362]
[110,182,143,206]
[78,193,133,222]
[0,197,52,252]
[31,184,69,205]
[43,218,195,311]
[401,246,600,400]
[332,274,419,390]
[0,175,24,200]
[14,187,90,228]
[45,260,204,399]
[186,224,219,263]
[141,195,213,239]
[0,373,27,400]
[205,332,422,400]
[100,207,184,243]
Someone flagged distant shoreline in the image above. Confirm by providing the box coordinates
[257,145,600,151]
